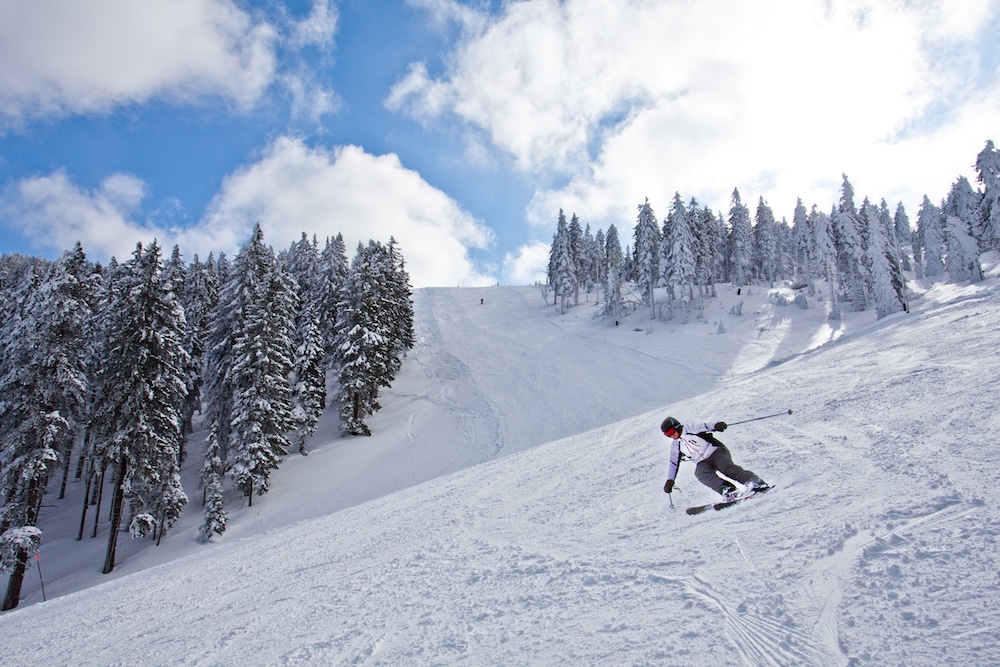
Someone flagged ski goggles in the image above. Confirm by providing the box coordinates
[663,426,679,438]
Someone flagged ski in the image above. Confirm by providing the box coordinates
[685,486,772,515]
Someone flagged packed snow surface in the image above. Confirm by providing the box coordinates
[3,268,1000,666]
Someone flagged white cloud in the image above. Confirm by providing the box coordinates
[398,0,1000,233]
[1,171,159,260]
[405,0,489,35]
[1,138,499,287]
[196,137,497,287]
[290,0,338,49]
[503,240,550,286]
[0,0,277,127]
[385,62,454,123]
[283,72,342,123]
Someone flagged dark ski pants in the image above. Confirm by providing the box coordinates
[695,445,758,494]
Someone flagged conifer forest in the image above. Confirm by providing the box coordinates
[0,223,414,609]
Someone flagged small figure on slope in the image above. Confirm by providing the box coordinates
[660,416,769,501]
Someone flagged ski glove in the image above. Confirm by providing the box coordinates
[663,479,674,493]
[714,422,727,432]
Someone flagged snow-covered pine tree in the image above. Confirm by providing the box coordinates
[944,215,984,283]
[333,243,394,436]
[568,214,585,306]
[878,200,908,311]
[196,423,226,543]
[227,258,298,504]
[318,233,349,363]
[551,210,576,313]
[162,245,187,297]
[204,226,272,483]
[159,246,194,473]
[663,192,697,317]
[791,199,816,294]
[832,176,870,311]
[893,202,913,272]
[864,200,903,319]
[91,241,188,574]
[811,205,841,321]
[291,305,326,454]
[603,225,624,321]
[284,233,321,307]
[45,244,100,499]
[592,227,607,302]
[975,139,1000,249]
[215,251,230,286]
[944,176,984,251]
[752,197,778,286]
[634,198,659,316]
[179,254,219,441]
[777,217,794,283]
[283,233,327,455]
[728,189,753,288]
[580,223,596,300]
[386,237,415,362]
[916,195,946,279]
[690,201,720,298]
[623,243,636,283]
[716,211,730,285]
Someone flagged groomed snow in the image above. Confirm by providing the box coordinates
[3,263,1000,666]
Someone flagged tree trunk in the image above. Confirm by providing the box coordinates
[91,466,106,538]
[58,450,71,500]
[155,509,165,546]
[102,458,127,574]
[75,437,88,480]
[3,474,43,610]
[77,462,94,540]
[2,551,28,611]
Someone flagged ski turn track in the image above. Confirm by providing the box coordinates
[686,574,832,666]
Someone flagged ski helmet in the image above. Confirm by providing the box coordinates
[660,416,682,436]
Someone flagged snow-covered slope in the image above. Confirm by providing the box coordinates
[3,266,1000,666]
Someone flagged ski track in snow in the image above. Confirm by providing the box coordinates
[3,268,1000,666]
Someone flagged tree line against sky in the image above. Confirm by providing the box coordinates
[549,140,1000,323]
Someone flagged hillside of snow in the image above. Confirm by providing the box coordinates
[3,263,1000,666]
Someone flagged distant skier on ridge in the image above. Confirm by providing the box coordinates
[660,416,769,501]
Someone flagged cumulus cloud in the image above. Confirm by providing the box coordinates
[196,137,496,287]
[1,137,497,287]
[503,240,550,286]
[0,0,278,127]
[396,0,1000,233]
[1,171,159,260]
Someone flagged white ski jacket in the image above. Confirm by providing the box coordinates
[665,421,724,483]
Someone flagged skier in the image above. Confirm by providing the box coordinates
[660,416,769,501]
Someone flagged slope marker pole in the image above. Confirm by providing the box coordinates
[35,553,47,602]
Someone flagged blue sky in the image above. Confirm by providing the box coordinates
[1,0,998,287]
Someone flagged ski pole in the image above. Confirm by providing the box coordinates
[727,409,793,426]
[35,553,47,602]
